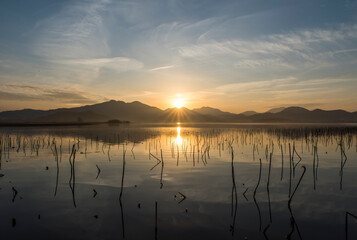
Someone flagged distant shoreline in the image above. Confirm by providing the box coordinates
[0,121,130,127]
[0,121,357,128]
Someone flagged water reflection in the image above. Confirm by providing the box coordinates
[175,126,182,146]
[0,125,356,239]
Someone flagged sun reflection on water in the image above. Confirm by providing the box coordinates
[176,126,182,146]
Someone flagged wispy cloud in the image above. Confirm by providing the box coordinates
[33,0,111,59]
[0,84,107,105]
[56,57,144,73]
[179,76,357,112]
[213,77,356,100]
[178,24,357,70]
[215,77,297,93]
[149,65,174,71]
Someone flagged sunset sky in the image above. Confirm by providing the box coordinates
[1,0,357,113]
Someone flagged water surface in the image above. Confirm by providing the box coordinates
[0,124,356,240]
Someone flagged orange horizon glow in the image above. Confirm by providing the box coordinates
[173,99,185,109]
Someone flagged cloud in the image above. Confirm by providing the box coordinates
[234,58,295,69]
[179,76,357,112]
[215,77,297,93]
[0,84,107,105]
[213,77,356,98]
[149,65,174,71]
[33,0,111,59]
[56,57,144,73]
[29,0,145,84]
[178,24,357,70]
[149,17,224,46]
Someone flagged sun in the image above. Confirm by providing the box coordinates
[173,99,185,108]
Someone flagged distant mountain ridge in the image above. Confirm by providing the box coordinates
[266,107,286,114]
[240,111,258,116]
[0,100,356,124]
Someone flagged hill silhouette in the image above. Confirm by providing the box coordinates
[0,100,356,124]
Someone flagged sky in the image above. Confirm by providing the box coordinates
[0,0,357,113]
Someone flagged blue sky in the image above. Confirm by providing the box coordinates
[0,0,357,112]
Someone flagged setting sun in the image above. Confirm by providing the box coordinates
[173,99,185,108]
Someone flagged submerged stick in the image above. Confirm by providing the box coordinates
[53,142,59,197]
[178,192,186,204]
[230,145,238,236]
[339,141,348,190]
[287,166,306,240]
[263,223,271,240]
[119,146,126,200]
[288,166,306,206]
[253,158,262,231]
[292,145,302,177]
[281,144,284,181]
[267,153,272,222]
[313,145,316,190]
[131,142,136,159]
[345,211,357,240]
[289,144,292,197]
[12,187,18,202]
[160,149,164,189]
[150,153,161,171]
[68,146,77,208]
[243,187,249,201]
[96,164,101,179]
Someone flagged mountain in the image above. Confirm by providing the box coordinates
[244,107,357,123]
[161,107,212,122]
[35,111,108,123]
[0,109,48,122]
[192,107,232,116]
[0,100,356,124]
[266,107,286,113]
[0,100,163,123]
[67,100,163,122]
[240,111,258,116]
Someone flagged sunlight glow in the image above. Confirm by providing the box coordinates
[173,99,185,108]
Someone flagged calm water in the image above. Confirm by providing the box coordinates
[0,124,356,240]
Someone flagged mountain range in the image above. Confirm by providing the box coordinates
[0,100,356,124]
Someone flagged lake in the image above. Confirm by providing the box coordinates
[0,124,356,240]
